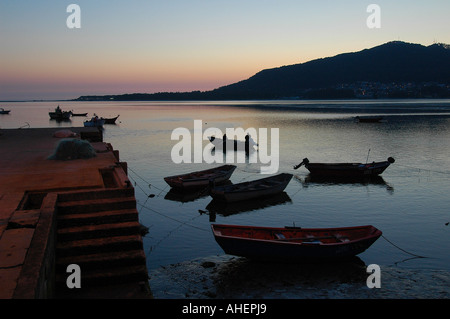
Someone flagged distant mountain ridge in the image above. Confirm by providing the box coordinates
[75,41,450,101]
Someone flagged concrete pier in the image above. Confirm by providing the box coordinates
[0,127,151,298]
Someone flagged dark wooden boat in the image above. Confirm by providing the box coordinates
[208,134,258,153]
[355,116,383,123]
[294,157,395,177]
[71,112,88,117]
[83,116,105,127]
[211,224,382,260]
[104,115,120,124]
[49,106,72,120]
[0,108,11,114]
[164,165,237,190]
[210,173,292,202]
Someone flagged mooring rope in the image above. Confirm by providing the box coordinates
[128,165,210,233]
[128,166,169,194]
[396,163,450,176]
[381,235,426,258]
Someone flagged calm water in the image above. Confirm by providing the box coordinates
[2,100,450,274]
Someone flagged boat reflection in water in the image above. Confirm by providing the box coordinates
[164,181,232,203]
[294,174,394,194]
[206,191,292,217]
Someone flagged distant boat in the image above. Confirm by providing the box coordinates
[83,116,105,127]
[210,173,293,202]
[104,115,120,124]
[211,224,382,261]
[49,106,72,120]
[208,134,258,153]
[294,157,395,177]
[164,165,237,190]
[355,116,384,123]
[71,112,88,117]
[0,108,11,114]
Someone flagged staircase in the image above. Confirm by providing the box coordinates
[54,188,149,297]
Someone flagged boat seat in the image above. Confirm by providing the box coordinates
[275,233,286,240]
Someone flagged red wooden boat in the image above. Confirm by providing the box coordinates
[294,157,395,177]
[211,224,382,260]
[164,164,237,190]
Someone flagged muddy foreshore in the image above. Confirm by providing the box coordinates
[149,255,450,299]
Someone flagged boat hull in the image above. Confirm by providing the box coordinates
[104,115,120,124]
[210,173,292,202]
[164,165,237,190]
[306,161,392,177]
[212,224,382,261]
[84,119,105,127]
[295,157,395,177]
[49,112,71,120]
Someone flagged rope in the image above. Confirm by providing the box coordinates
[382,235,426,258]
[137,202,209,232]
[128,166,169,193]
[396,163,450,176]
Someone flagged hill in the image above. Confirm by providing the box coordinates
[75,41,450,101]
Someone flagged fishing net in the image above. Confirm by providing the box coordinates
[53,129,78,138]
[48,138,97,160]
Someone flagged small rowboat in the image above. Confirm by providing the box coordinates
[49,106,72,120]
[0,108,11,114]
[104,115,120,124]
[83,116,105,127]
[208,134,258,153]
[210,173,292,202]
[164,165,237,190]
[294,157,395,177]
[211,224,382,260]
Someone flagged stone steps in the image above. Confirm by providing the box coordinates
[54,188,149,294]
[57,208,138,228]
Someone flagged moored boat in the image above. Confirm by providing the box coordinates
[211,224,382,260]
[0,108,11,114]
[104,115,120,124]
[49,106,72,120]
[294,157,395,177]
[208,134,258,153]
[71,112,88,117]
[210,173,292,202]
[164,164,237,190]
[83,116,105,127]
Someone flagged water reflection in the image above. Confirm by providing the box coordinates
[164,188,210,203]
[294,174,394,194]
[206,191,292,217]
[213,256,368,298]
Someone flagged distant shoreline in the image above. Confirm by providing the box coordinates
[3,97,450,103]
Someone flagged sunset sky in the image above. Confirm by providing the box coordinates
[1,0,449,100]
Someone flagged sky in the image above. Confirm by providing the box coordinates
[1,0,449,100]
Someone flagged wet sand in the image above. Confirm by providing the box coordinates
[149,255,450,299]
